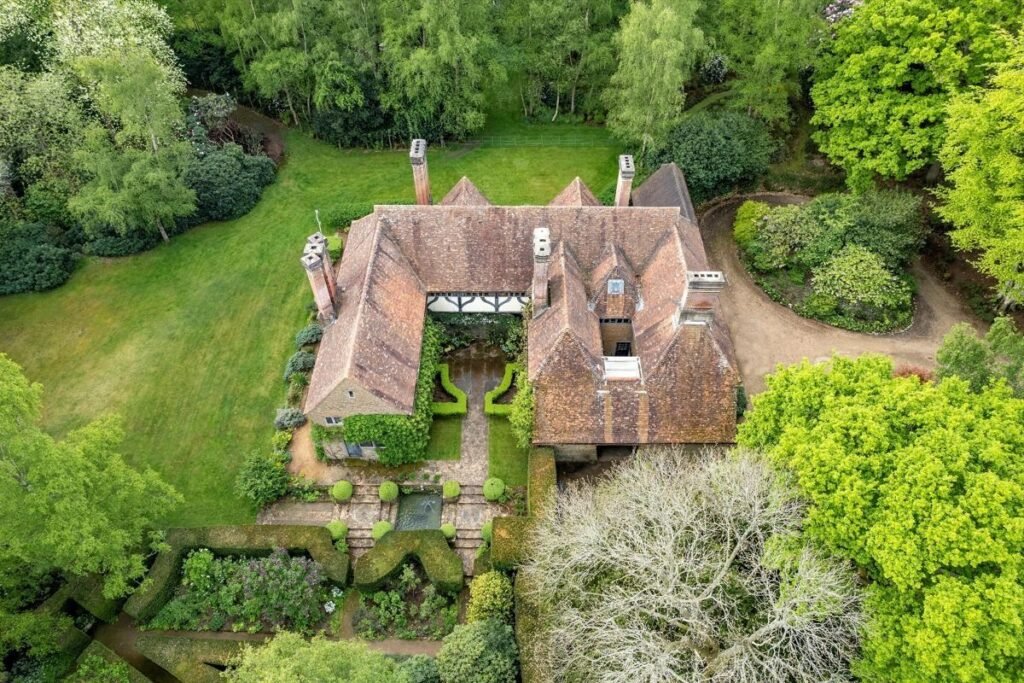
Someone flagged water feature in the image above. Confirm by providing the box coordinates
[395,492,443,531]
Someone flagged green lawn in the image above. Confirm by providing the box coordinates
[487,416,530,487]
[425,417,462,461]
[0,129,618,527]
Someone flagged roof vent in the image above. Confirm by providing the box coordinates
[687,271,726,292]
[533,227,551,261]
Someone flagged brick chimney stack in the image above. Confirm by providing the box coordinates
[410,139,431,205]
[614,155,635,207]
[301,237,336,322]
[678,271,726,325]
[306,232,335,300]
[532,228,551,314]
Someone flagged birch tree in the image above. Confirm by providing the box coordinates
[522,449,864,683]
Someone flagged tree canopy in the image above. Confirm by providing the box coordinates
[226,633,409,682]
[937,317,1024,396]
[739,355,1024,682]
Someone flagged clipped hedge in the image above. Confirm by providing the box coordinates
[432,363,468,416]
[353,530,464,594]
[135,635,245,683]
[124,525,350,622]
[491,448,555,571]
[72,641,151,683]
[514,572,551,683]
[484,363,518,416]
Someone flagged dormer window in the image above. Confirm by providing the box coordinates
[608,278,624,295]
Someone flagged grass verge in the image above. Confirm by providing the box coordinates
[487,416,529,486]
[425,417,462,461]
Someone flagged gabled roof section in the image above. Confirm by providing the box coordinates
[528,243,602,379]
[549,177,602,207]
[305,216,427,415]
[632,163,697,222]
[633,223,689,371]
[588,243,637,295]
[439,177,492,206]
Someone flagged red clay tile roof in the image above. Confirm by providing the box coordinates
[549,177,602,207]
[439,177,492,206]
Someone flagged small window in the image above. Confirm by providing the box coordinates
[325,416,342,426]
[608,278,624,295]
[347,390,355,399]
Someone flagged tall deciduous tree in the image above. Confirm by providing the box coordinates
[604,0,704,152]
[522,448,863,682]
[811,0,1020,189]
[938,37,1024,308]
[70,52,195,242]
[739,355,1024,682]
[379,0,505,140]
[0,353,181,599]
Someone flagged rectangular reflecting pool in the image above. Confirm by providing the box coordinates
[395,492,442,531]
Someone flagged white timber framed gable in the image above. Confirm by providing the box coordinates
[426,292,529,313]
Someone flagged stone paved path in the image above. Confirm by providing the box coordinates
[262,347,511,574]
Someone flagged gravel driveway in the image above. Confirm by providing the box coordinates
[701,194,982,394]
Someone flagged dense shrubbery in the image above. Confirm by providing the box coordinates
[354,563,459,640]
[401,655,440,683]
[342,319,442,465]
[273,408,306,430]
[737,191,923,332]
[66,654,134,683]
[185,144,276,223]
[937,317,1024,396]
[283,351,316,382]
[294,322,323,349]
[431,313,525,359]
[508,370,534,448]
[0,221,77,295]
[466,572,513,624]
[645,112,776,204]
[148,548,329,633]
[436,619,519,683]
[234,451,289,508]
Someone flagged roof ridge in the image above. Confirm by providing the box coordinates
[340,215,387,379]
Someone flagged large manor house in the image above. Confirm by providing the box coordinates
[300,140,739,459]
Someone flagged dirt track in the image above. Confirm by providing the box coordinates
[701,194,982,394]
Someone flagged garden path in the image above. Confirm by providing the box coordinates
[701,194,982,394]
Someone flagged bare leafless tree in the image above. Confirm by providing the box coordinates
[521,448,863,683]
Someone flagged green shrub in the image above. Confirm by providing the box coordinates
[353,530,464,594]
[135,634,243,683]
[331,480,354,501]
[508,370,534,448]
[284,351,316,382]
[442,480,461,500]
[401,655,440,683]
[490,517,532,571]
[811,245,913,329]
[379,481,399,502]
[467,572,514,624]
[371,521,393,541]
[436,619,519,683]
[235,452,289,508]
[327,520,348,541]
[481,520,493,543]
[646,111,776,204]
[0,220,76,295]
[69,640,145,683]
[322,202,374,231]
[274,408,306,430]
[484,363,518,416]
[270,430,292,453]
[432,363,468,416]
[325,233,342,261]
[294,322,323,349]
[440,523,456,540]
[733,200,770,249]
[483,478,505,502]
[184,143,276,223]
[343,319,442,465]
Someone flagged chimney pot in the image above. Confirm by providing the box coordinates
[410,139,431,205]
[533,227,551,261]
[615,155,635,207]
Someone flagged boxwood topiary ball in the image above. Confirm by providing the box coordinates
[331,480,353,502]
[379,481,399,502]
[442,480,461,500]
[326,520,348,540]
[440,522,457,540]
[483,477,505,501]
[371,520,393,541]
[481,520,493,543]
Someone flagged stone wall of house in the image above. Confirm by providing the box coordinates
[308,377,410,425]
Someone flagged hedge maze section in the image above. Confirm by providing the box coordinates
[353,529,465,593]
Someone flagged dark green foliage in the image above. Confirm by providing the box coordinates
[353,530,464,594]
[432,363,468,416]
[431,313,525,358]
[124,525,350,623]
[70,641,148,683]
[148,548,329,633]
[273,408,306,430]
[354,563,459,640]
[0,221,76,295]
[436,619,519,683]
[401,655,440,683]
[170,29,242,95]
[699,53,728,85]
[184,144,275,223]
[312,98,400,150]
[321,203,375,231]
[343,319,442,466]
[484,363,518,416]
[294,322,323,348]
[83,231,159,257]
[234,451,289,508]
[135,635,243,683]
[646,112,776,204]
[284,350,316,382]
[937,318,1024,396]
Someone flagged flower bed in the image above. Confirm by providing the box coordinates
[354,562,459,640]
[147,548,332,634]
